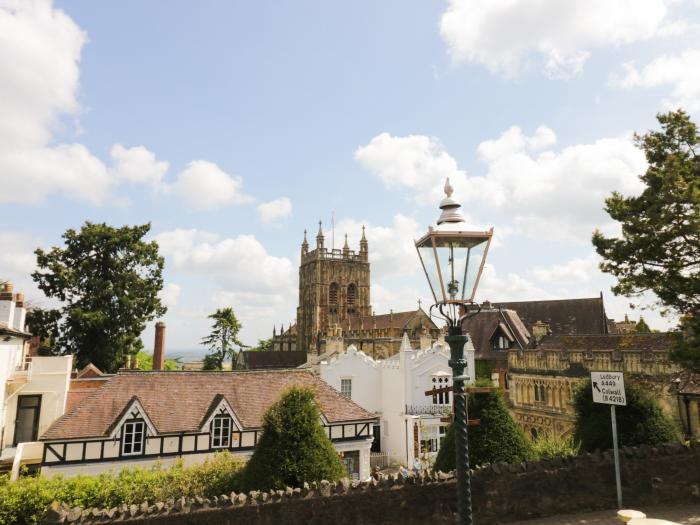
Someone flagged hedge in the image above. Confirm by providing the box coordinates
[0,452,243,525]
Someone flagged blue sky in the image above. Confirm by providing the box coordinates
[2,1,699,353]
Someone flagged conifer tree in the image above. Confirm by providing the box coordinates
[240,387,346,491]
[434,391,531,472]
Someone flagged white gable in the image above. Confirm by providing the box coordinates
[109,398,157,439]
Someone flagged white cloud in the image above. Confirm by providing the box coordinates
[257,197,292,224]
[0,0,115,204]
[110,144,169,188]
[440,0,673,77]
[335,214,423,279]
[154,229,295,294]
[611,49,700,112]
[354,132,467,206]
[171,161,253,211]
[530,255,600,283]
[477,263,553,302]
[158,283,181,309]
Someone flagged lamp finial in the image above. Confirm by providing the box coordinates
[444,178,453,198]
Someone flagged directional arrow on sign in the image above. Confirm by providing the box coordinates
[593,382,601,393]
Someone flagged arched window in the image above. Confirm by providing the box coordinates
[530,428,538,440]
[540,384,546,403]
[329,283,339,305]
[534,384,539,402]
[347,283,357,305]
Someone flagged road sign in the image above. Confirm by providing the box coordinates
[591,371,627,406]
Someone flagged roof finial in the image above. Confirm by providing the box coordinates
[317,220,323,236]
[444,177,454,198]
[343,233,349,249]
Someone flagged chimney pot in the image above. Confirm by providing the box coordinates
[153,321,166,371]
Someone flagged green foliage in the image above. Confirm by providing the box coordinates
[31,222,166,373]
[249,337,273,352]
[240,387,345,491]
[433,391,532,472]
[573,380,680,452]
[25,307,62,355]
[672,315,700,371]
[201,307,246,370]
[530,434,580,460]
[474,360,494,380]
[591,110,700,368]
[135,351,179,371]
[635,317,652,333]
[0,453,243,525]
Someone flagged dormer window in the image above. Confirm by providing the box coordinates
[211,414,231,448]
[121,420,145,456]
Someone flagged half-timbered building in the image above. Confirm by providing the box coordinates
[40,369,378,480]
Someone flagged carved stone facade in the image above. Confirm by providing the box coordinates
[296,224,372,353]
[507,333,681,439]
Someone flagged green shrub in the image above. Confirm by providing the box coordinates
[530,434,580,460]
[433,390,532,472]
[0,452,243,525]
[573,380,680,452]
[240,387,346,491]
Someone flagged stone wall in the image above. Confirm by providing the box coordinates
[43,442,700,525]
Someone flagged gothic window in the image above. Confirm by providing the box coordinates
[540,384,546,403]
[211,414,232,448]
[530,428,538,440]
[329,283,339,305]
[534,384,539,402]
[121,420,145,456]
[347,283,357,305]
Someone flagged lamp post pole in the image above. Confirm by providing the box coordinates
[446,324,473,525]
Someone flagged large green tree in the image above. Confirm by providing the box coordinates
[201,307,246,370]
[592,110,700,369]
[240,387,345,491]
[32,222,166,373]
[573,380,679,452]
[434,391,532,472]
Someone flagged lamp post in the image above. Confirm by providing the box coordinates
[415,178,493,525]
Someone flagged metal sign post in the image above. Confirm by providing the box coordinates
[590,371,627,509]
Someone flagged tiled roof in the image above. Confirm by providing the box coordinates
[340,309,437,331]
[492,297,608,335]
[677,371,700,396]
[461,308,530,359]
[42,370,376,441]
[536,333,675,352]
[238,350,307,369]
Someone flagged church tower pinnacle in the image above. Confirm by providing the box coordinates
[360,225,368,261]
[316,221,324,250]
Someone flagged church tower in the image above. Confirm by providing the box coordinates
[296,222,372,353]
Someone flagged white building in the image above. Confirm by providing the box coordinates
[0,282,73,478]
[320,333,475,468]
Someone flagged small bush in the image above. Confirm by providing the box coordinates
[0,452,243,525]
[240,387,346,491]
[530,434,580,460]
[433,390,532,472]
[573,379,680,452]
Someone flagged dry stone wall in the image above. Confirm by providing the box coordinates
[43,442,700,524]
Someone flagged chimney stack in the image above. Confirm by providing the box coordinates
[0,281,17,329]
[153,321,166,371]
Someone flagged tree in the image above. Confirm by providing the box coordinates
[249,337,272,352]
[25,307,62,355]
[573,380,679,452]
[32,222,166,373]
[240,387,345,491]
[635,317,652,333]
[135,351,180,371]
[592,110,700,368]
[201,307,246,370]
[434,391,531,472]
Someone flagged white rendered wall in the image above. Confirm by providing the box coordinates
[319,346,381,413]
[0,337,27,451]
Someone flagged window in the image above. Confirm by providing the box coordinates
[14,395,41,445]
[347,283,357,305]
[341,378,352,399]
[540,384,546,403]
[534,384,539,401]
[329,283,339,305]
[431,376,451,405]
[492,334,510,350]
[211,414,231,448]
[121,420,145,455]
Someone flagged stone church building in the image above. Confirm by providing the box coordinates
[270,223,440,360]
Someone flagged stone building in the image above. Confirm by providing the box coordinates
[270,224,440,360]
[507,333,680,439]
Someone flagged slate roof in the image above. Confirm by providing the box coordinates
[492,297,608,335]
[238,350,307,370]
[42,369,376,441]
[677,371,700,396]
[0,323,32,339]
[461,308,530,359]
[536,333,675,352]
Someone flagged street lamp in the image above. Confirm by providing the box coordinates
[415,178,493,525]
